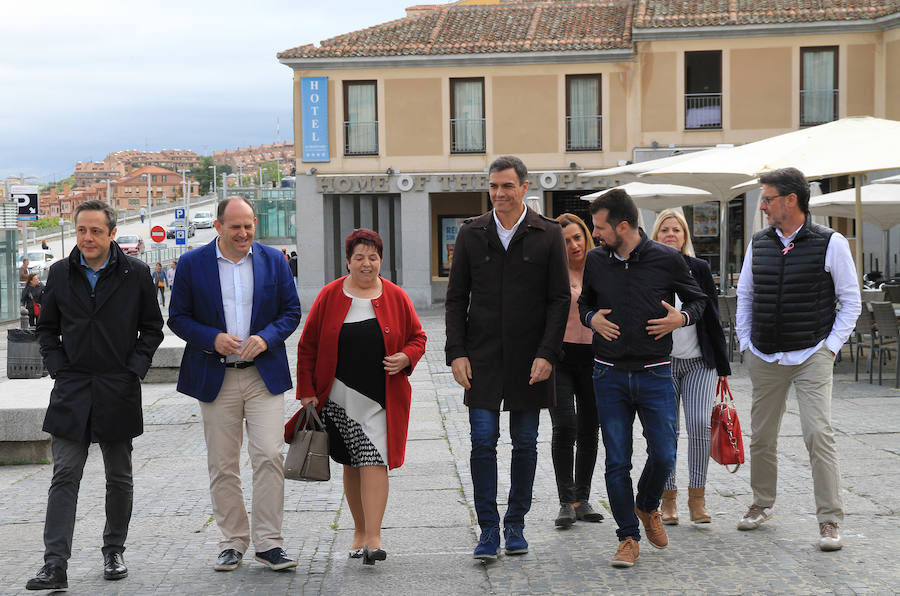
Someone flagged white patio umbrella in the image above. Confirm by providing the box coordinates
[580,147,727,185]
[809,183,900,277]
[580,182,713,212]
[640,116,900,284]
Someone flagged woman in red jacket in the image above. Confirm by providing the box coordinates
[286,229,426,566]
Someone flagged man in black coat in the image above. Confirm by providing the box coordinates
[26,200,164,591]
[445,155,570,560]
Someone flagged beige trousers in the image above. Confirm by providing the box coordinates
[747,345,843,523]
[200,367,286,553]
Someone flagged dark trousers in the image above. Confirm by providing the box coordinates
[593,363,677,542]
[157,285,166,305]
[549,343,599,504]
[469,408,540,530]
[43,435,134,569]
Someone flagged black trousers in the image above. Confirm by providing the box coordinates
[549,343,599,504]
[43,435,133,569]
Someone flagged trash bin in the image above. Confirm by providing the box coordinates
[7,329,44,379]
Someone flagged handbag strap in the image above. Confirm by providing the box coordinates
[292,404,325,441]
[716,376,734,403]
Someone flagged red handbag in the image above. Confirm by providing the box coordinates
[710,377,744,473]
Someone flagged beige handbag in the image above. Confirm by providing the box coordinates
[285,405,330,482]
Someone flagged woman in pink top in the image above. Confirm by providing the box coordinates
[551,213,604,528]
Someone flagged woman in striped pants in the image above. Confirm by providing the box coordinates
[652,209,731,524]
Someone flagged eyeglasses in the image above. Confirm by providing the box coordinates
[759,194,783,206]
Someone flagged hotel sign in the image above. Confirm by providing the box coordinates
[301,76,329,162]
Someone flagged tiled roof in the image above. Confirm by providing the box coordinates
[277,1,633,59]
[633,0,900,28]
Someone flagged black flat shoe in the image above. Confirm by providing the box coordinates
[214,548,243,571]
[348,548,364,559]
[103,552,128,580]
[362,547,386,565]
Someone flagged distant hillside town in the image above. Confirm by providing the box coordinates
[41,142,295,218]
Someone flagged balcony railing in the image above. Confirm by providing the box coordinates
[685,93,722,129]
[566,115,603,151]
[450,118,486,153]
[800,89,838,126]
[343,121,379,156]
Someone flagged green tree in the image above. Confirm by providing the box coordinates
[190,156,215,196]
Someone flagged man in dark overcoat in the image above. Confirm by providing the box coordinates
[445,155,569,560]
[26,199,164,591]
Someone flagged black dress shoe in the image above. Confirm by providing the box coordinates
[26,563,68,590]
[103,552,128,580]
[362,547,386,565]
[214,548,243,571]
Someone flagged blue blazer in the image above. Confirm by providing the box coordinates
[168,239,302,402]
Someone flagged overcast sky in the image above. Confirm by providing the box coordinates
[1,0,443,183]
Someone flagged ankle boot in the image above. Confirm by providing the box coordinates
[688,487,711,523]
[660,489,679,525]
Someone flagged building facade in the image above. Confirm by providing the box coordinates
[279,0,900,307]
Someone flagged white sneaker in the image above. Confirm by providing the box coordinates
[818,521,843,551]
[737,504,774,530]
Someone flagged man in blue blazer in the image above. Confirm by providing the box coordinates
[168,196,302,572]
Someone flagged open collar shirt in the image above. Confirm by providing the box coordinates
[215,239,254,363]
[493,204,528,250]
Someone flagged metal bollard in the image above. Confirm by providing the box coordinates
[21,312,30,329]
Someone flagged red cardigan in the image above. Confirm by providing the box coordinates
[284,276,427,469]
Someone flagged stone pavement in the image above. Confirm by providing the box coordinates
[0,309,898,595]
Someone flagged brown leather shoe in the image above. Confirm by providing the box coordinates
[688,487,711,523]
[610,537,639,568]
[660,489,679,525]
[635,507,668,549]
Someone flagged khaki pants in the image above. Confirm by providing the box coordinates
[200,367,285,553]
[747,345,843,523]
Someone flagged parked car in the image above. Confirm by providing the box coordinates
[17,250,55,274]
[116,235,146,255]
[192,210,215,229]
[166,219,196,239]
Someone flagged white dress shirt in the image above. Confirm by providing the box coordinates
[216,240,254,363]
[736,223,861,365]
[493,205,528,250]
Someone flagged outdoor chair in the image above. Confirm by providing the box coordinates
[851,309,876,382]
[723,294,741,363]
[717,295,736,363]
[870,301,899,388]
[881,284,900,303]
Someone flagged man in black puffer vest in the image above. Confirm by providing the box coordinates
[735,168,860,552]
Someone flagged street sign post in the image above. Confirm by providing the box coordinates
[174,208,185,220]
[12,185,39,220]
[150,226,166,243]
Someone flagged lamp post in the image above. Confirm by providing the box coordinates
[140,173,153,229]
[209,164,217,197]
[177,168,191,220]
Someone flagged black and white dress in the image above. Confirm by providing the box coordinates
[321,290,388,468]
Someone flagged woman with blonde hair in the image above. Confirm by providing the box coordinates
[550,213,604,528]
[651,208,730,524]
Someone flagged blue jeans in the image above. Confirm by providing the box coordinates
[469,408,540,530]
[593,363,677,541]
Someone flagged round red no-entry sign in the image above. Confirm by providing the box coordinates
[150,226,166,243]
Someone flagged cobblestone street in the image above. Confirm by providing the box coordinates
[0,310,898,594]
